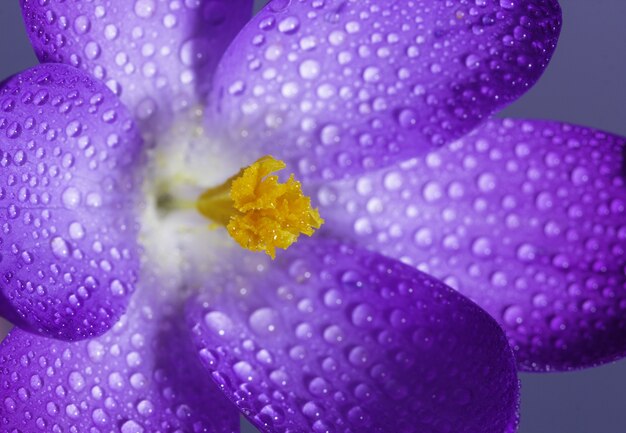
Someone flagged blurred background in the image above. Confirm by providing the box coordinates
[1,1,625,432]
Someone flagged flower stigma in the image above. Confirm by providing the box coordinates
[196,155,324,259]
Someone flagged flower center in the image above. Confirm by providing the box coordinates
[196,155,324,259]
[138,108,323,288]
[138,108,241,284]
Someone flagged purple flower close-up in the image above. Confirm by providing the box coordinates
[0,1,624,433]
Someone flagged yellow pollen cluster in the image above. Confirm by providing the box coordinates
[196,156,324,259]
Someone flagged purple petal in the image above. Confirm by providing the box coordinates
[0,64,141,340]
[318,119,626,371]
[21,0,253,133]
[209,0,561,179]
[0,285,239,432]
[187,238,519,433]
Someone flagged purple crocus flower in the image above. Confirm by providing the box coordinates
[0,1,623,433]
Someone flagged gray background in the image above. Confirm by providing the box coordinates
[1,1,625,432]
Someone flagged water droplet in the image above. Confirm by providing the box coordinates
[278,16,300,34]
[320,124,340,146]
[73,15,91,34]
[4,397,16,412]
[397,108,418,129]
[30,374,43,390]
[502,305,524,327]
[92,408,108,426]
[180,38,211,66]
[383,172,403,191]
[233,361,256,382]
[516,243,536,262]
[6,122,22,139]
[108,372,124,390]
[50,237,70,259]
[477,172,496,192]
[204,311,234,338]
[281,81,299,98]
[62,187,82,209]
[69,222,85,240]
[351,303,375,328]
[65,404,80,419]
[134,0,156,18]
[299,59,321,79]
[68,371,86,392]
[363,66,381,83]
[85,41,101,60]
[464,54,480,69]
[471,237,493,258]
[249,308,280,336]
[21,251,33,265]
[136,399,154,417]
[121,420,145,433]
[87,341,105,362]
[109,280,126,297]
[65,120,82,137]
[570,166,589,185]
[307,377,329,396]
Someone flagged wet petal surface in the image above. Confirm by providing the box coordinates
[0,64,141,340]
[0,283,239,433]
[210,0,561,179]
[318,119,626,371]
[21,0,253,133]
[187,239,519,433]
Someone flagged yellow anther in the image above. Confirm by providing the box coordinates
[196,155,324,259]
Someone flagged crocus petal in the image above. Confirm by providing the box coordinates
[210,0,561,179]
[0,64,141,340]
[21,0,253,134]
[317,119,626,371]
[0,284,239,432]
[187,239,519,433]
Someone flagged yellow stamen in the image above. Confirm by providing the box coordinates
[196,155,324,259]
